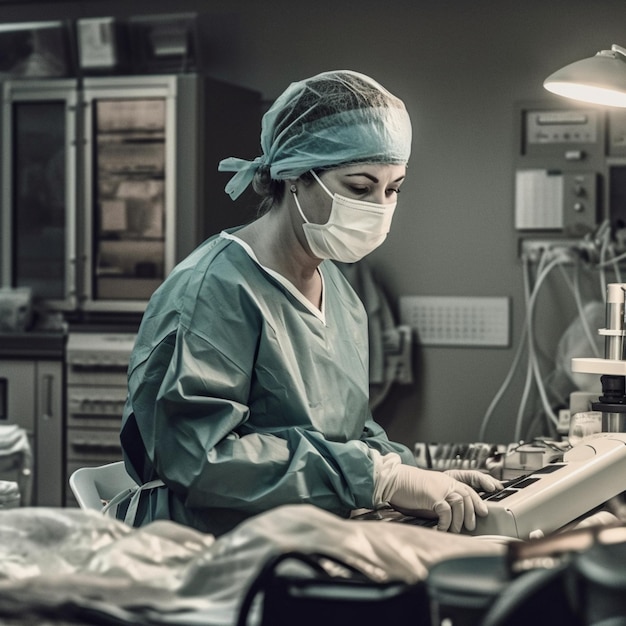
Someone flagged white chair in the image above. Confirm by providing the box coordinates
[69,461,136,511]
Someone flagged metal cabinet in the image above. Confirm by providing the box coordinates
[0,334,64,506]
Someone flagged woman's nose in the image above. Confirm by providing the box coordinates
[371,189,393,205]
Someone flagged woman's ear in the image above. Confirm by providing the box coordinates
[297,172,316,187]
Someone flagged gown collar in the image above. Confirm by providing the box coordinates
[221,231,326,324]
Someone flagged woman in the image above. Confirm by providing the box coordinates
[118,70,500,536]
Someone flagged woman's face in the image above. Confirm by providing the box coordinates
[303,163,406,225]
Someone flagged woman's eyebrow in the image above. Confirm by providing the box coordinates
[345,173,406,183]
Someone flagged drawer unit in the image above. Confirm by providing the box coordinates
[65,332,135,506]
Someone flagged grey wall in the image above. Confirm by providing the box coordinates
[2,0,623,447]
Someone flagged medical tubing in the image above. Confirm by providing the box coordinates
[482,227,625,441]
[609,244,623,284]
[572,260,601,356]
[525,407,553,441]
[514,249,555,442]
[611,243,623,283]
[526,254,565,431]
[515,251,562,441]
[599,259,607,301]
[600,234,608,299]
[556,260,601,358]
[589,219,611,294]
[586,220,625,290]
[597,220,623,290]
[597,246,626,293]
[478,324,525,440]
[532,255,571,422]
[478,254,532,441]
[597,245,626,269]
[480,249,557,442]
[514,255,537,442]
[524,246,618,438]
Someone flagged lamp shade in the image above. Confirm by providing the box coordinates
[544,44,626,107]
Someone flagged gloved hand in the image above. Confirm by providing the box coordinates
[444,469,503,494]
[386,465,499,533]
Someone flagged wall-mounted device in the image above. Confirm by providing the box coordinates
[515,169,598,232]
[514,102,604,235]
[515,102,626,245]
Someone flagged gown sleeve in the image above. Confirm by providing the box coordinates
[130,323,380,518]
[360,417,417,466]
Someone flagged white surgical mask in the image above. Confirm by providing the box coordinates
[291,170,396,263]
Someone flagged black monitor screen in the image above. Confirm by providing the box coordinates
[608,164,626,236]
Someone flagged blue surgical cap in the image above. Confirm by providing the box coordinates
[218,70,412,200]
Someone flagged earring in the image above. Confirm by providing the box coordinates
[289,184,297,194]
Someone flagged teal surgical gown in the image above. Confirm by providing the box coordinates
[119,229,415,536]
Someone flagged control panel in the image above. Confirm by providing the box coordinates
[523,109,599,149]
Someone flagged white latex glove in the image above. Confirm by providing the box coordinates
[444,469,503,494]
[386,465,495,533]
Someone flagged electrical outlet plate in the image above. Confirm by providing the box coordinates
[399,295,510,347]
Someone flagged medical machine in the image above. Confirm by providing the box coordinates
[514,101,603,235]
[471,431,626,539]
[572,283,626,432]
[471,283,626,539]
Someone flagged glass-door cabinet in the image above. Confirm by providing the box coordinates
[1,76,178,314]
[82,77,175,311]
[1,80,79,311]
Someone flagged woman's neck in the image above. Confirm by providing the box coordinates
[235,212,323,308]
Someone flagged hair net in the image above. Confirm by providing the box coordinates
[218,70,413,200]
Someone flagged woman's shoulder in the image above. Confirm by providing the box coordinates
[173,231,241,272]
[141,235,248,314]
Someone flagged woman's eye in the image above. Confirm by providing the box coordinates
[349,186,369,195]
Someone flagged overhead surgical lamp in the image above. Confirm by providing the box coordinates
[544,44,626,107]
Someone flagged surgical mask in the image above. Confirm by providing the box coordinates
[291,171,396,263]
